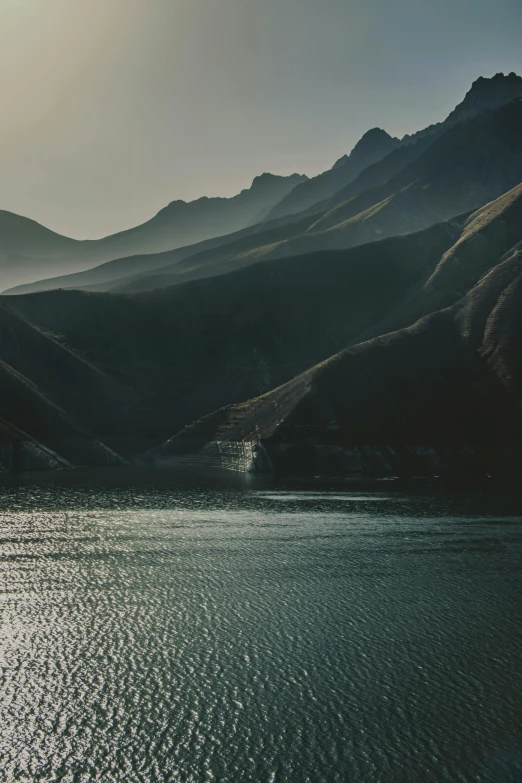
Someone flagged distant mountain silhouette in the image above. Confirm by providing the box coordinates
[91,99,522,294]
[14,92,521,298]
[266,72,522,221]
[0,172,306,291]
[10,72,522,298]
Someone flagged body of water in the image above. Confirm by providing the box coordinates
[1,471,521,782]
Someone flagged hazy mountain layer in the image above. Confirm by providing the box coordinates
[103,99,522,295]
[8,73,522,298]
[0,172,306,291]
[4,132,436,296]
[5,209,309,296]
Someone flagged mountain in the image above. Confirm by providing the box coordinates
[4,208,309,296]
[0,172,307,292]
[447,71,522,122]
[0,216,463,468]
[266,72,522,222]
[93,98,522,295]
[6,131,437,296]
[9,73,522,298]
[331,128,398,169]
[2,181,522,471]
[266,128,400,220]
[3,76,522,475]
[149,182,522,476]
[0,212,85,293]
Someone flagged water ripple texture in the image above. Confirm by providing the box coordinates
[1,475,521,782]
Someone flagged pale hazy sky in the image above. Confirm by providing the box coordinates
[1,0,521,238]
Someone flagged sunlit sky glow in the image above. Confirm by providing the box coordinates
[1,0,521,238]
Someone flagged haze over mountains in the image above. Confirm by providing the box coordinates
[1,72,522,475]
[0,171,306,291]
[9,72,522,298]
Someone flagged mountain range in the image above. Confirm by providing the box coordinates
[1,71,522,476]
[0,171,306,291]
[10,73,522,298]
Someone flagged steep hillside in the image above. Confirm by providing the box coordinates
[4,180,522,473]
[149,182,522,475]
[0,172,306,292]
[0,217,464,466]
[154,251,522,476]
[0,315,125,469]
[0,417,71,472]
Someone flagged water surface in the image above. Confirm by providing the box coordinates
[1,471,521,782]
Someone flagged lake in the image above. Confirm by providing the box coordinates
[1,470,521,782]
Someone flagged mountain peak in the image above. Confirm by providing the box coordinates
[445,71,522,125]
[332,128,400,169]
[250,172,308,189]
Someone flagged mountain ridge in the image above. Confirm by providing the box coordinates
[0,171,307,291]
[8,73,522,298]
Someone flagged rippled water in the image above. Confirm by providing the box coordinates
[1,471,522,783]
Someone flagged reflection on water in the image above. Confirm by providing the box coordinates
[1,469,522,782]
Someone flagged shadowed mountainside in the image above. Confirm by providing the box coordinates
[149,182,522,475]
[0,216,465,467]
[3,75,522,475]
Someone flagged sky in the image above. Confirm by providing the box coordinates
[1,0,521,239]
